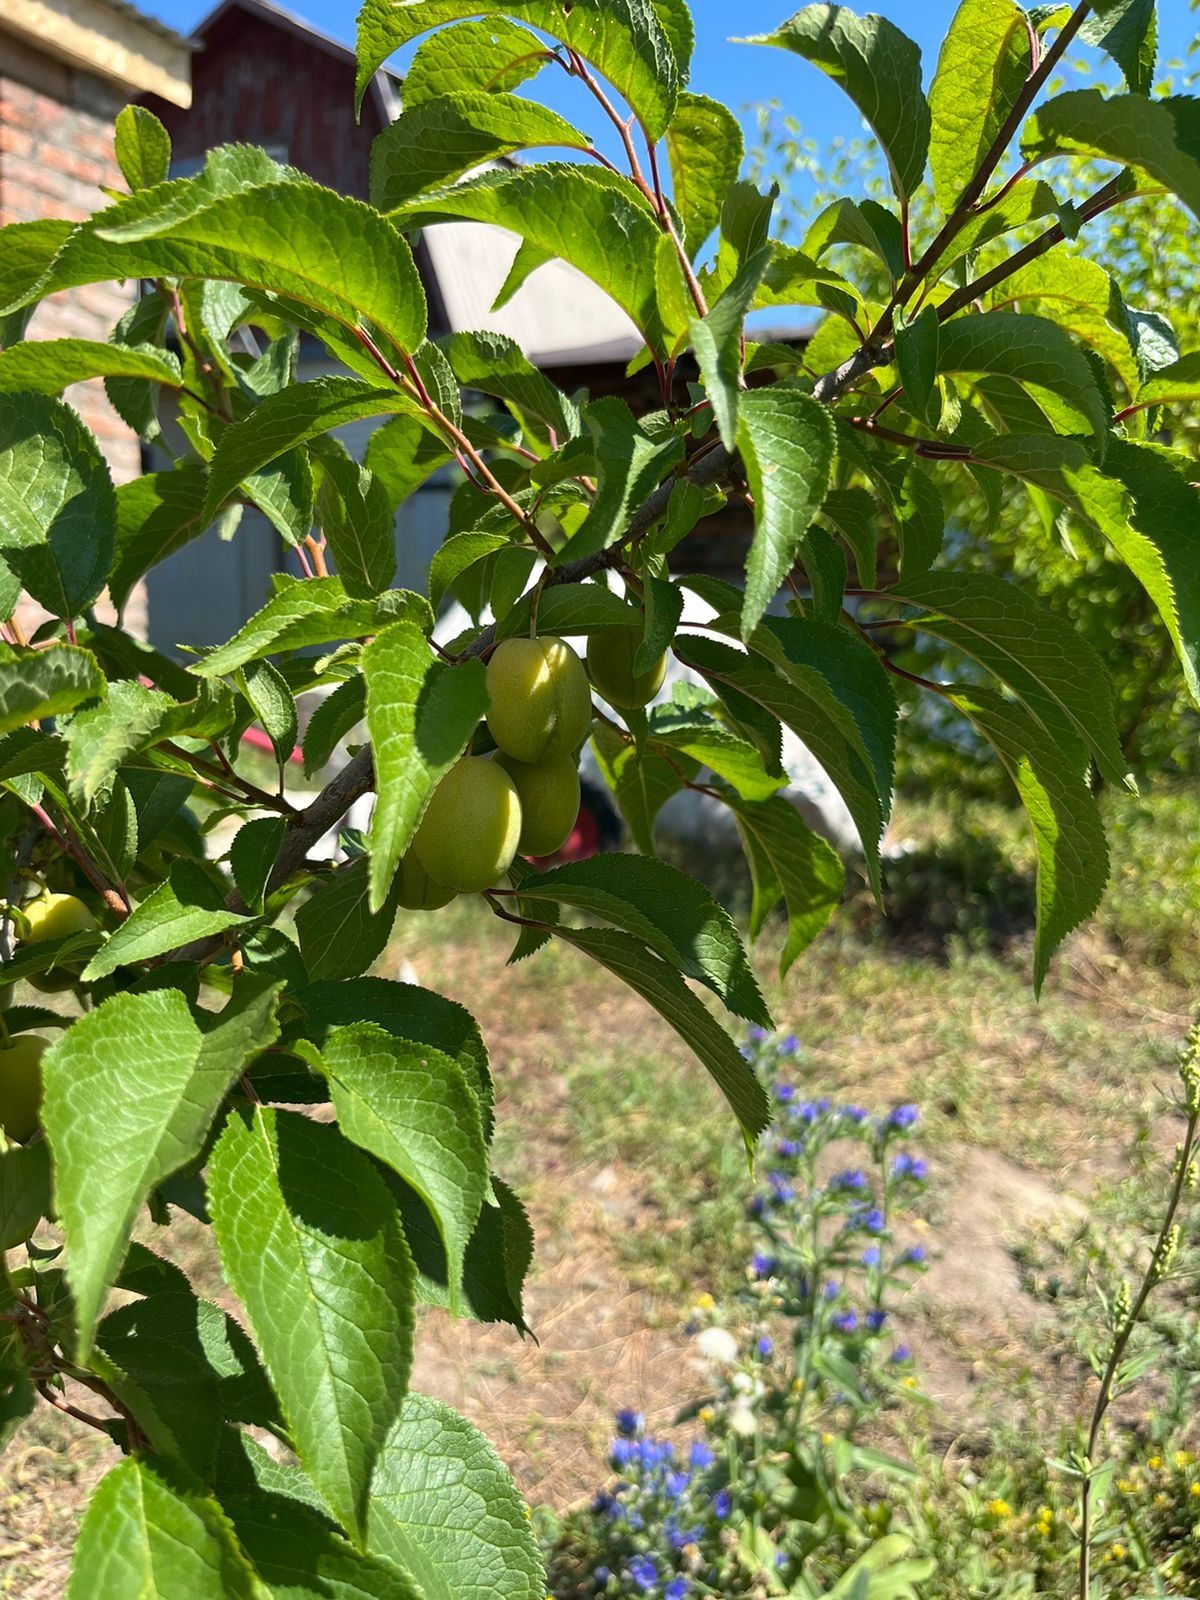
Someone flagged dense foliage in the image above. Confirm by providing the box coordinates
[0,0,1197,1594]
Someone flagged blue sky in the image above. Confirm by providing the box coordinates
[146,0,1197,173]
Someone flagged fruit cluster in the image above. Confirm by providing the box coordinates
[401,624,666,903]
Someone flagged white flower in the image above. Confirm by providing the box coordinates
[729,1399,757,1436]
[695,1326,738,1364]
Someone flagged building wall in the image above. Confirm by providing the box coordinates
[142,12,384,198]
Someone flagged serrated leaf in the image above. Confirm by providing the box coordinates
[0,643,103,735]
[19,179,428,365]
[1136,351,1200,409]
[364,415,453,510]
[666,92,744,257]
[496,580,640,641]
[936,311,1108,438]
[110,464,210,612]
[366,1394,544,1600]
[303,677,365,777]
[512,853,770,1025]
[744,3,930,200]
[229,817,286,913]
[208,1106,414,1542]
[729,794,845,975]
[114,105,172,191]
[66,678,232,806]
[84,860,254,979]
[372,91,588,211]
[392,164,688,356]
[648,711,785,802]
[42,978,281,1353]
[241,658,298,765]
[928,0,1030,215]
[555,924,770,1140]
[1080,0,1156,96]
[817,487,879,588]
[894,569,1129,785]
[950,685,1107,991]
[194,577,431,678]
[356,0,680,138]
[894,305,940,427]
[429,533,511,613]
[990,251,1139,394]
[638,574,682,676]
[443,330,578,442]
[308,1022,488,1318]
[591,723,685,855]
[800,524,848,622]
[557,398,684,564]
[392,1174,532,1330]
[66,1457,264,1600]
[0,1141,50,1250]
[294,856,403,982]
[736,386,836,638]
[1022,90,1200,221]
[363,622,489,911]
[690,245,773,452]
[402,17,550,105]
[0,391,115,620]
[0,337,181,395]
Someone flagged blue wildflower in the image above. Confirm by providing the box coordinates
[610,1438,635,1469]
[666,1471,691,1499]
[751,1252,777,1280]
[861,1245,881,1267]
[628,1554,658,1591]
[689,1440,716,1470]
[832,1310,859,1334]
[779,1033,799,1054]
[840,1104,868,1123]
[774,1082,795,1103]
[748,1025,768,1043]
[892,1153,928,1181]
[666,1580,690,1600]
[866,1309,887,1332]
[823,1280,840,1301]
[890,1344,912,1363]
[757,1335,774,1358]
[712,1488,732,1520]
[852,1206,885,1234]
[886,1104,920,1131]
[746,1194,766,1218]
[594,1568,610,1588]
[776,1138,801,1159]
[831,1168,868,1193]
[900,1245,927,1265]
[615,1408,644,1438]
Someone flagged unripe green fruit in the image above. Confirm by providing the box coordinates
[21,892,97,993]
[485,636,591,764]
[22,892,96,943]
[394,851,458,912]
[495,752,581,858]
[0,1034,47,1143]
[587,627,668,709]
[413,758,523,894]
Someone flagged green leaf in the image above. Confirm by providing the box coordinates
[110,465,210,612]
[0,391,116,621]
[743,4,930,200]
[497,582,638,642]
[893,305,940,427]
[936,311,1108,439]
[949,685,1107,992]
[558,398,683,564]
[66,1457,263,1600]
[0,1141,50,1250]
[0,643,103,735]
[1080,0,1156,96]
[891,461,945,583]
[429,533,511,613]
[392,165,688,357]
[372,92,588,211]
[308,1022,488,1318]
[401,18,550,105]
[66,678,232,806]
[513,853,770,1025]
[22,180,428,365]
[443,330,578,442]
[666,92,744,257]
[1135,351,1200,409]
[114,105,172,191]
[1022,90,1200,221]
[202,378,419,530]
[296,976,492,1124]
[356,0,681,138]
[800,525,848,622]
[555,925,771,1140]
[393,1174,532,1330]
[294,856,404,981]
[208,1106,414,1542]
[736,386,837,638]
[894,570,1129,785]
[690,245,774,452]
[363,621,490,912]
[241,658,298,765]
[729,794,845,975]
[229,817,286,913]
[0,337,181,395]
[303,677,366,777]
[366,1393,544,1599]
[42,978,281,1352]
[0,218,73,324]
[648,710,786,801]
[818,487,879,587]
[990,251,1139,394]
[84,860,253,980]
[591,723,685,855]
[194,576,431,678]
[365,415,454,509]
[927,0,1031,215]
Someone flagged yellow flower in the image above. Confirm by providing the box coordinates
[902,1376,918,1389]
[698,1406,715,1424]
[821,1431,834,1445]
[1189,1482,1200,1499]
[791,1378,806,1395]
[1175,1450,1194,1469]
[694,1293,715,1312]
[1116,1479,1136,1494]
[1111,1543,1128,1561]
[987,1499,1012,1520]
[1155,1492,1169,1507]
[1148,1455,1163,1471]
